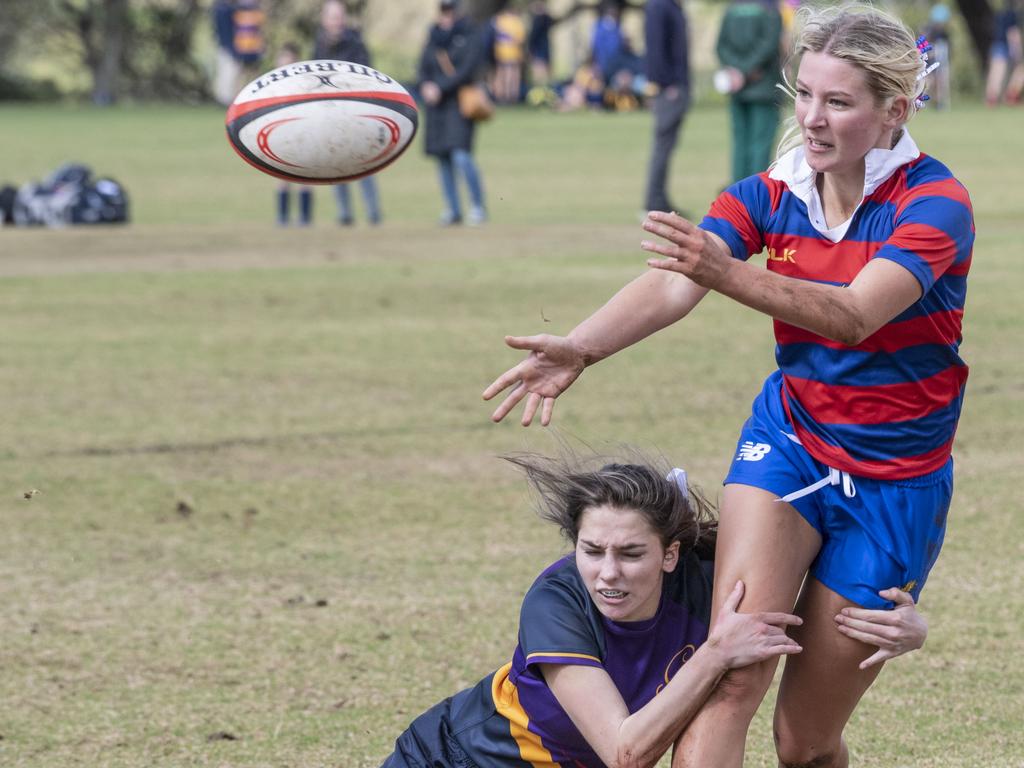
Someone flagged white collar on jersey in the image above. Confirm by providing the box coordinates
[768,129,920,242]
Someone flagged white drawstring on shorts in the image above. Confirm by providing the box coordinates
[778,467,857,504]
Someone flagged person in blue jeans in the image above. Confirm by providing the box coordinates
[314,0,382,225]
[418,0,488,226]
[273,43,313,226]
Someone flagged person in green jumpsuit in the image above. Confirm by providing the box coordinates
[716,0,783,181]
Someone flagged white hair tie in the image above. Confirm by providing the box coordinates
[666,467,689,500]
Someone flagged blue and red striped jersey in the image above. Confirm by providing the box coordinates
[699,144,974,479]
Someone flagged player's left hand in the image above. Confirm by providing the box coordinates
[640,211,732,289]
[834,588,928,670]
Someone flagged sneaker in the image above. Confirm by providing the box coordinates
[439,211,462,227]
[339,216,354,227]
[467,207,487,226]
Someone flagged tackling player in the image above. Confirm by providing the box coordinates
[380,455,927,768]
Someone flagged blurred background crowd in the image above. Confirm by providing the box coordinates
[1,0,1020,111]
[1,0,1020,229]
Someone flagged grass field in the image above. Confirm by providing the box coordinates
[0,101,1022,768]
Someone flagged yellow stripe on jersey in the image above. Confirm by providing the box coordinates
[490,662,559,768]
[525,651,601,664]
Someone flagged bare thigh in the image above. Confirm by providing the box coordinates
[773,578,886,766]
[671,484,822,768]
[711,483,822,621]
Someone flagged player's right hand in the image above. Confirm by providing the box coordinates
[482,334,586,426]
[706,581,804,671]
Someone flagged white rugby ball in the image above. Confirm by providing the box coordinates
[225,60,418,183]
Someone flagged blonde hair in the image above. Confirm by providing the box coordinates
[776,3,927,158]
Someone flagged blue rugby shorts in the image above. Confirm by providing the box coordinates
[725,371,952,609]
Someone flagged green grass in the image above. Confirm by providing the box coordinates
[0,102,1021,767]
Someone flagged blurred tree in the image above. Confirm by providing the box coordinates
[47,0,208,104]
[56,0,130,104]
[0,0,56,98]
[124,0,207,102]
[0,2,40,71]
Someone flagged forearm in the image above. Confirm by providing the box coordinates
[614,644,727,768]
[712,258,869,345]
[567,271,708,366]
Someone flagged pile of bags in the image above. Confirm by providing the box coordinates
[0,164,129,228]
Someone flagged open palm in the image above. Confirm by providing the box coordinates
[482,334,586,426]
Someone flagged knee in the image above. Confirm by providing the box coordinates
[713,659,776,711]
[774,727,844,768]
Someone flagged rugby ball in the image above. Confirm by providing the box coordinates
[225,60,418,183]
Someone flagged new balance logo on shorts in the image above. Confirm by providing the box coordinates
[737,442,772,461]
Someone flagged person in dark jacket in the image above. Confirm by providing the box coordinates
[314,0,382,225]
[418,0,488,226]
[643,0,690,214]
[716,0,783,182]
[211,0,239,105]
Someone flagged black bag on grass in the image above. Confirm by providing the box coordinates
[0,184,16,224]
[12,163,130,227]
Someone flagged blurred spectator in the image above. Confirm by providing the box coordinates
[643,0,690,214]
[716,0,783,182]
[273,42,313,227]
[557,59,606,111]
[922,4,952,110]
[418,0,489,226]
[779,0,801,59]
[233,0,266,88]
[492,5,527,103]
[212,0,240,105]
[314,0,382,225]
[211,0,263,104]
[591,2,625,82]
[986,0,1024,105]
[605,68,642,112]
[527,0,555,88]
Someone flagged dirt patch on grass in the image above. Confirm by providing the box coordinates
[0,221,637,278]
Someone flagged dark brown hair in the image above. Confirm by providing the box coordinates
[503,451,718,557]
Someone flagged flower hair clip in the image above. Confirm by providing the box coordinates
[914,35,940,109]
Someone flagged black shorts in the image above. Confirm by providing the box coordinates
[380,696,479,768]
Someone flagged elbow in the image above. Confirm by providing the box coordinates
[611,744,658,768]
[824,304,874,347]
[834,316,883,346]
[832,324,870,347]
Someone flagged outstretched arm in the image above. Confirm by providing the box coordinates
[834,588,928,670]
[541,582,802,768]
[483,269,708,425]
[641,211,924,346]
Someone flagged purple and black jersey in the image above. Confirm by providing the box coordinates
[429,551,713,768]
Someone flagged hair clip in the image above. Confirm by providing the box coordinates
[914,34,940,109]
[918,61,941,81]
[666,468,689,500]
